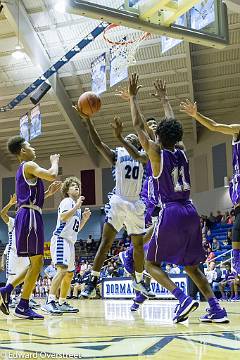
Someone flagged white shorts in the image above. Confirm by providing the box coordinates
[50,235,75,272]
[105,194,146,235]
[6,248,30,279]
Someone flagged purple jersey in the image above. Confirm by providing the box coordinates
[155,149,190,204]
[141,160,160,206]
[229,138,240,205]
[16,162,44,208]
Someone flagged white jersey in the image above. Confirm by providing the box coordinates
[7,217,16,253]
[53,197,82,244]
[112,147,145,201]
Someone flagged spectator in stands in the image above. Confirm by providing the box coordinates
[222,239,230,248]
[72,271,84,299]
[216,210,223,223]
[227,230,232,245]
[169,264,181,274]
[206,229,212,242]
[219,262,238,301]
[86,235,94,252]
[204,261,218,286]
[206,247,215,263]
[212,238,221,252]
[202,238,212,253]
[208,212,216,227]
[165,264,172,273]
[44,262,57,280]
[80,260,87,272]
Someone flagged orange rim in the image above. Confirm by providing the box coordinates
[103,24,150,46]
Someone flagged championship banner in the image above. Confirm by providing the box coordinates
[109,44,128,87]
[30,104,42,140]
[44,242,51,259]
[91,53,107,95]
[102,275,188,299]
[20,113,29,141]
[161,15,185,54]
[190,0,215,31]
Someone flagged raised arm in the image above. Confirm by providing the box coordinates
[129,74,161,177]
[111,116,148,165]
[151,80,175,119]
[24,154,59,182]
[0,194,16,224]
[180,100,240,136]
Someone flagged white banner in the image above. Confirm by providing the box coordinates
[20,113,29,141]
[30,104,41,140]
[102,275,188,299]
[91,53,107,95]
[109,45,128,87]
[190,0,215,31]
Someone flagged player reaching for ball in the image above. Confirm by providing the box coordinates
[73,105,154,299]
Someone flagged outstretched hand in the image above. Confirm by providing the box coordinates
[151,79,168,101]
[111,116,123,139]
[128,73,142,96]
[82,208,91,222]
[9,194,17,206]
[47,181,62,196]
[180,99,198,117]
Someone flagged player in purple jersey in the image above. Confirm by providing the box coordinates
[128,73,229,324]
[0,136,60,320]
[180,100,240,277]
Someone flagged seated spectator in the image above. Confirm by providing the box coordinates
[206,248,215,263]
[72,271,84,299]
[202,238,212,253]
[227,230,232,245]
[86,235,94,252]
[212,238,221,252]
[216,210,223,223]
[208,212,216,227]
[222,239,229,248]
[169,264,181,274]
[205,261,217,285]
[165,264,172,273]
[206,230,212,242]
[219,262,238,301]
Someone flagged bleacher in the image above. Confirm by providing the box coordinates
[208,223,232,262]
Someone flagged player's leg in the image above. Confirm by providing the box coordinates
[81,223,117,298]
[184,265,229,323]
[232,207,240,276]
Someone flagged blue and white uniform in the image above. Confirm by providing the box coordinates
[105,147,146,235]
[4,217,29,282]
[51,198,81,272]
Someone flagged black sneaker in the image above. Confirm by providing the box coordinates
[80,282,96,298]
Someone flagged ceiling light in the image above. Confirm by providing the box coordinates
[54,1,66,13]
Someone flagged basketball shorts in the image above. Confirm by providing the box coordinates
[50,235,75,272]
[147,201,205,266]
[105,194,146,235]
[6,248,30,281]
[15,208,44,257]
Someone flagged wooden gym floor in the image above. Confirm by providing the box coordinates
[0,299,239,359]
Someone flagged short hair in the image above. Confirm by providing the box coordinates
[7,136,25,155]
[146,117,157,123]
[155,118,183,148]
[61,176,81,198]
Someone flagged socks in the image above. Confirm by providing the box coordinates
[48,294,56,303]
[135,271,143,283]
[172,287,188,304]
[208,297,221,312]
[18,298,29,309]
[59,298,66,305]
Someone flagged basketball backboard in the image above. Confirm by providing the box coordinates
[65,0,229,48]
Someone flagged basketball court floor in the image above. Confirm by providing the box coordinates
[0,299,239,359]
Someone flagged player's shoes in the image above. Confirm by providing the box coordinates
[41,301,63,316]
[14,306,44,320]
[130,291,147,311]
[199,307,229,323]
[219,295,228,301]
[230,295,240,302]
[29,298,40,309]
[173,297,199,323]
[57,302,79,313]
[81,282,96,298]
[132,280,155,298]
[119,248,134,275]
[0,288,10,315]
[9,297,19,309]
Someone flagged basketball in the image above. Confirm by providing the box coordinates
[78,91,101,117]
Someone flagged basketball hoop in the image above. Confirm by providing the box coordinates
[103,24,150,70]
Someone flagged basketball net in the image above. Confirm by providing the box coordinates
[103,24,150,71]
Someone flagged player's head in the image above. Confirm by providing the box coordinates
[146,117,158,132]
[7,136,36,161]
[62,176,81,199]
[125,133,141,150]
[155,118,183,149]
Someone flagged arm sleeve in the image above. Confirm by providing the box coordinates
[7,217,15,232]
[58,198,74,214]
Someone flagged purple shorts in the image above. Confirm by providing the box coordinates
[15,208,44,257]
[146,201,205,266]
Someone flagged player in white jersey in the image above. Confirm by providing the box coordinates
[73,108,154,299]
[41,177,91,315]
